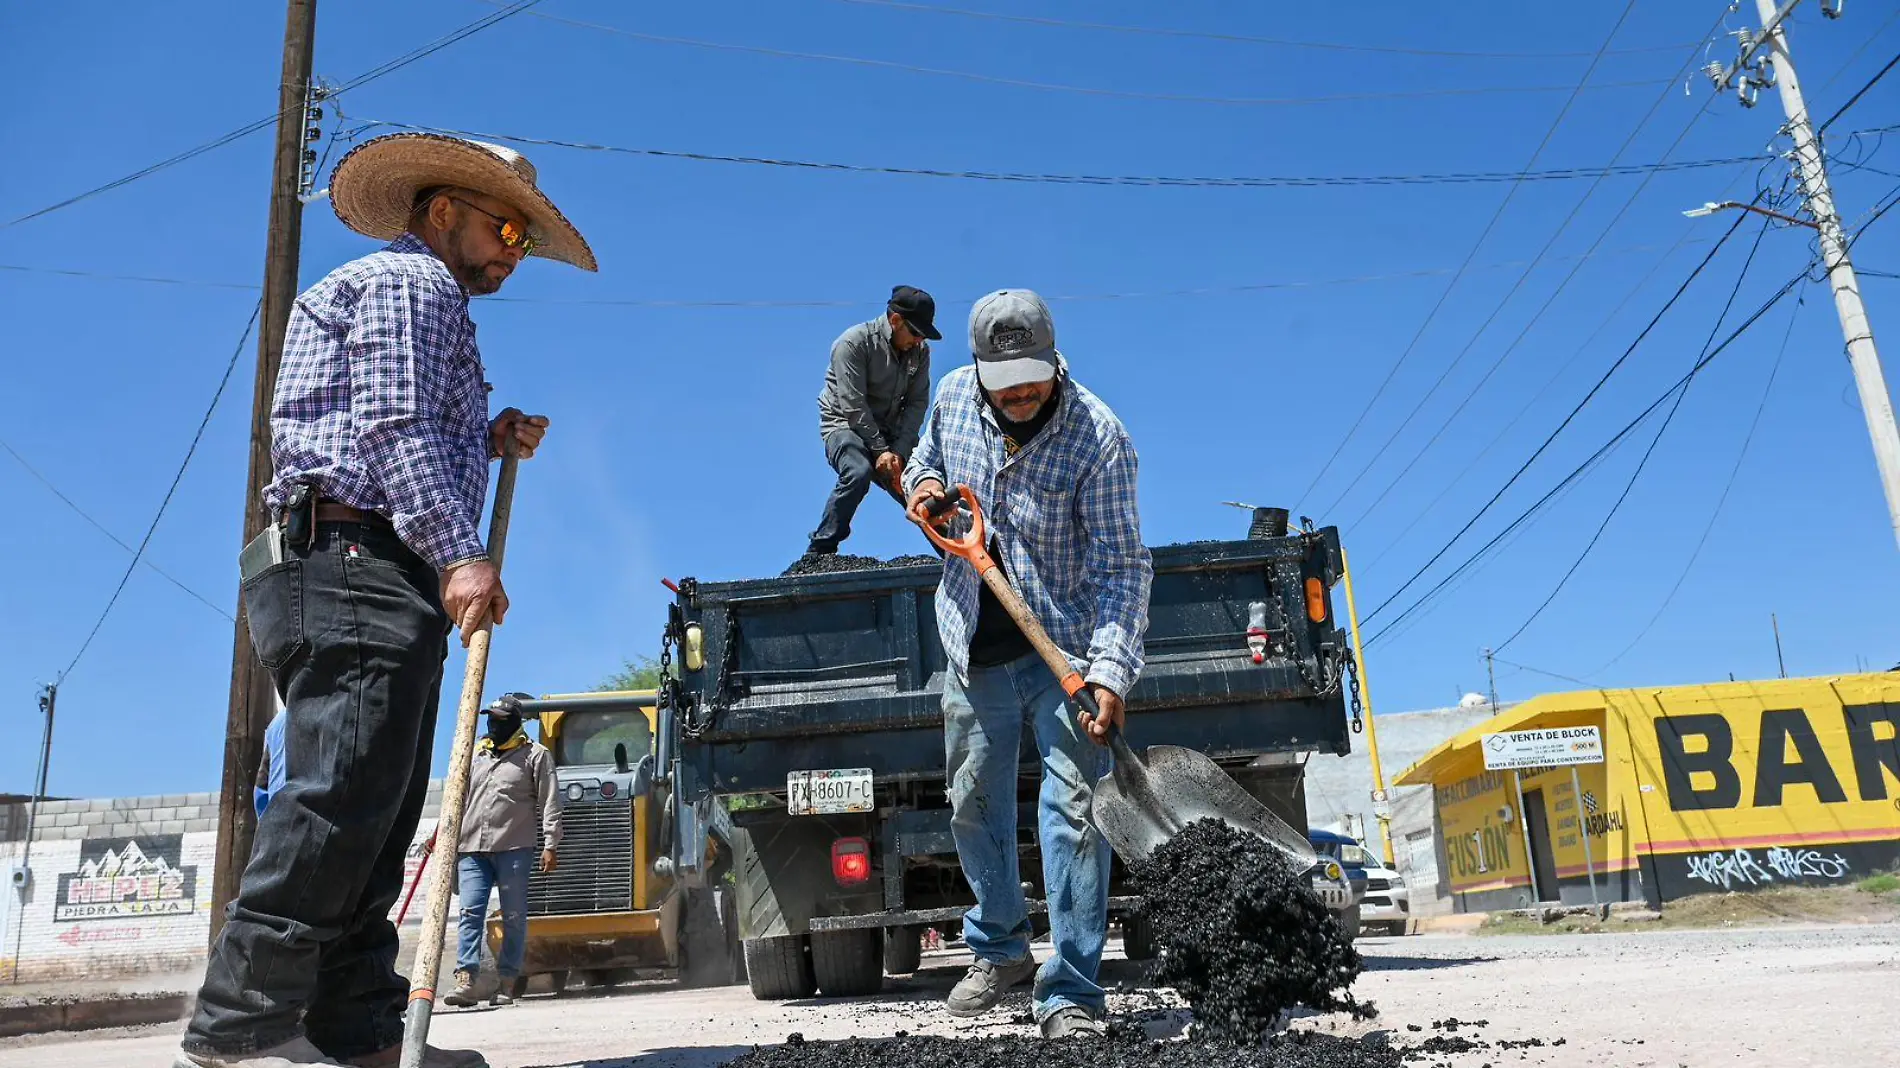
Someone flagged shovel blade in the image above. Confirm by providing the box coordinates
[1091,743,1318,868]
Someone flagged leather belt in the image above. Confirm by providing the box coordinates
[315,501,392,528]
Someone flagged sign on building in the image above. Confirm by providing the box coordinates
[1481,726,1604,771]
[54,834,199,922]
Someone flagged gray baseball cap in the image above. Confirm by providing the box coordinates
[969,289,1060,390]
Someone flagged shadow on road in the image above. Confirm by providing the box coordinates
[523,1045,752,1068]
[1361,953,1500,972]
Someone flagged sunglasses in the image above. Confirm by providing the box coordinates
[448,196,539,255]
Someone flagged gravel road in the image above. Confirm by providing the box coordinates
[1,923,1889,1068]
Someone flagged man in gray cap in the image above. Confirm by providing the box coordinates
[802,285,940,564]
[902,289,1152,1038]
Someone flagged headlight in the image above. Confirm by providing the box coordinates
[566,783,585,803]
[600,780,619,800]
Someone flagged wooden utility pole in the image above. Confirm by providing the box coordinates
[211,0,318,945]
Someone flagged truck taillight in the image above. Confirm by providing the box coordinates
[1305,577,1327,623]
[831,837,871,887]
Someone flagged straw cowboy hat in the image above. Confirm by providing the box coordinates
[330,132,597,272]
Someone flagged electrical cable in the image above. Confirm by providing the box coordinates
[1288,0,1652,513]
[345,118,1766,189]
[1819,48,1900,134]
[503,3,1666,108]
[0,439,233,621]
[0,237,1715,306]
[56,300,262,682]
[1489,212,1777,654]
[1361,207,1757,627]
[1,0,547,230]
[1366,265,1808,648]
[825,0,1701,58]
[1585,286,1806,678]
[1324,19,1735,526]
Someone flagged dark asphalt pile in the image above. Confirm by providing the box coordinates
[783,553,941,575]
[1130,819,1372,1043]
[721,1028,1494,1068]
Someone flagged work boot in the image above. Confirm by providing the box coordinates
[172,1036,344,1067]
[1040,1006,1106,1038]
[945,954,1036,1017]
[343,1045,487,1068]
[491,975,528,1005]
[441,967,480,1008]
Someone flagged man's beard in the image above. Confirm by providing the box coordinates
[445,228,513,294]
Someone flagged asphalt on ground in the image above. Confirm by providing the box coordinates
[0,924,1891,1068]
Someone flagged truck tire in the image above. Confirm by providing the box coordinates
[883,926,922,975]
[1334,903,1361,945]
[811,929,884,997]
[681,887,739,988]
[744,936,815,1000]
[1121,914,1158,961]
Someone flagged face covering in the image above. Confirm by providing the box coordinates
[486,713,523,745]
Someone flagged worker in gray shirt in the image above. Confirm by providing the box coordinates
[445,704,562,1007]
[802,285,940,562]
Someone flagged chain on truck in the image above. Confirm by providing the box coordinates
[639,508,1364,1001]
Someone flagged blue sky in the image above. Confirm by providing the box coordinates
[4,1,1899,799]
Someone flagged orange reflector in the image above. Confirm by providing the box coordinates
[1305,577,1327,623]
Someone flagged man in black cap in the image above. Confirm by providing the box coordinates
[802,285,940,562]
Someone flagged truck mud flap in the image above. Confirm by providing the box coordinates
[731,816,880,940]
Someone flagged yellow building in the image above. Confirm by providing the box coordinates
[1395,673,1900,911]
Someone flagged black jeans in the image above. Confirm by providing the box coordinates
[185,520,447,1060]
[808,429,904,553]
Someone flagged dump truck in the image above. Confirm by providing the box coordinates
[652,510,1364,1000]
[476,688,741,994]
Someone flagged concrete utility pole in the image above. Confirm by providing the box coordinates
[211,0,318,945]
[1713,0,1900,551]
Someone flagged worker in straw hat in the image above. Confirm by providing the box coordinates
[176,133,595,1068]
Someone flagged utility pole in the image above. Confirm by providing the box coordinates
[1710,0,1900,551]
[1484,648,1498,713]
[211,0,318,946]
[1772,613,1788,677]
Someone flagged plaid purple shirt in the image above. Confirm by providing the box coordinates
[264,234,492,570]
[904,363,1152,696]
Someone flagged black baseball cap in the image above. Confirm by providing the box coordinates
[888,285,942,341]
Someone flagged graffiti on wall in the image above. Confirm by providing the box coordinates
[1683,845,1853,890]
[54,835,198,922]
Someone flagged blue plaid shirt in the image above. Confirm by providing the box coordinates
[265,234,492,570]
[904,363,1152,696]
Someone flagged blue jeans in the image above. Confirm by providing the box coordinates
[944,652,1112,1022]
[457,849,533,979]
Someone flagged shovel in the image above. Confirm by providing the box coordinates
[915,485,1317,869]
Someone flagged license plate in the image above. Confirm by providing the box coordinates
[787,768,874,816]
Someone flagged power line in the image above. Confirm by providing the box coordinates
[1326,18,1735,526]
[350,118,1764,188]
[1586,286,1806,678]
[1288,0,1652,514]
[0,237,1716,306]
[825,0,1702,59]
[1367,266,1809,648]
[1488,655,1596,688]
[57,301,261,682]
[0,439,233,621]
[1362,207,1757,628]
[1,0,547,230]
[1814,7,1900,97]
[506,3,1666,108]
[1490,213,1778,654]
[1356,163,1762,576]
[1819,48,1900,134]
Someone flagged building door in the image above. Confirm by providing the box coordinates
[1522,788,1561,903]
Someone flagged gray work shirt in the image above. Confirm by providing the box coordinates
[817,317,932,457]
[458,738,563,855]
